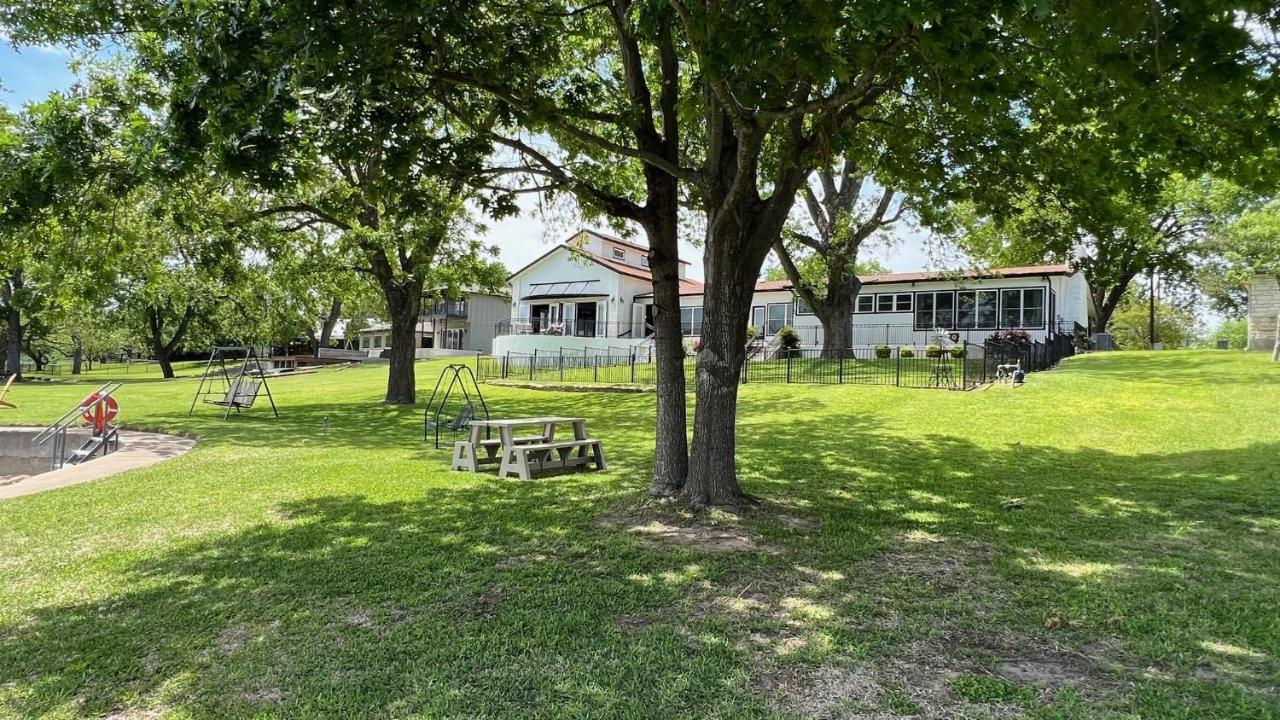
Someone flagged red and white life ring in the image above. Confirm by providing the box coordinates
[80,392,120,430]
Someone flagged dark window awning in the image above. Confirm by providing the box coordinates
[521,280,607,301]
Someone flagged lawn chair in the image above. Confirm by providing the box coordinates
[0,373,15,409]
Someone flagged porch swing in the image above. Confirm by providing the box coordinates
[187,346,280,420]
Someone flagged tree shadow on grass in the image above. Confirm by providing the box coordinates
[732,411,1280,713]
[3,404,1278,717]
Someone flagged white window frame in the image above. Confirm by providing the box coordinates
[612,247,626,260]
[794,294,814,315]
[914,291,956,329]
[680,306,703,336]
[957,289,999,329]
[999,287,1046,329]
[855,295,875,313]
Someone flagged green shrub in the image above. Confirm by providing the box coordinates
[874,345,892,359]
[777,326,801,351]
[899,346,915,358]
[949,345,966,359]
[925,344,943,358]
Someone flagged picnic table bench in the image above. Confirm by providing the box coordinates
[451,416,606,480]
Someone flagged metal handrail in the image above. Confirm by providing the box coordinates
[33,383,122,444]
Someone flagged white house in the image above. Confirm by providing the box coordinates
[662,264,1095,350]
[493,230,703,356]
[494,230,1094,356]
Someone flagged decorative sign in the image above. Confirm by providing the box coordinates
[949,333,960,343]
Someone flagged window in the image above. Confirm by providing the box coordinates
[1000,288,1045,328]
[680,306,703,336]
[795,294,814,315]
[612,247,626,260]
[915,292,955,329]
[876,293,912,313]
[957,289,998,328]
[855,295,875,313]
[765,302,794,335]
[360,336,371,349]
[751,305,765,329]
[640,255,649,267]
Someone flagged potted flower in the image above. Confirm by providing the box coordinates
[899,346,915,358]
[925,344,943,358]
[874,344,892,359]
[949,345,966,359]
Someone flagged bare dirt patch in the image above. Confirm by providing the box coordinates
[599,505,777,553]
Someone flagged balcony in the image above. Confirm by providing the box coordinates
[423,299,468,319]
[496,318,643,339]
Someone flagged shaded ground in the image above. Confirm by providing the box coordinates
[0,351,1277,718]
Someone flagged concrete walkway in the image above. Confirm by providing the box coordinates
[0,430,196,500]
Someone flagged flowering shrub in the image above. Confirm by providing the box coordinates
[874,345,892,359]
[987,329,1032,346]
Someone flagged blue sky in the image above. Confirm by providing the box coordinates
[0,40,940,282]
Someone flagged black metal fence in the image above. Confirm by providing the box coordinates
[477,334,1079,390]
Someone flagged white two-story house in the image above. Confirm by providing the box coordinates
[493,230,704,356]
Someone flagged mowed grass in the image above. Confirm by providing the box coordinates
[0,351,1277,719]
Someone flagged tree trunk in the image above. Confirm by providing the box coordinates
[4,306,22,380]
[642,174,688,496]
[681,239,762,508]
[819,271,857,356]
[154,346,175,378]
[72,343,84,375]
[319,298,342,353]
[2,270,23,380]
[383,281,423,405]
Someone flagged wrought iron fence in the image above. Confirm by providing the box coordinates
[476,332,1080,390]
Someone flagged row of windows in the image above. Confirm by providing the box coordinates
[853,293,913,314]
[679,286,1049,335]
[914,288,1045,329]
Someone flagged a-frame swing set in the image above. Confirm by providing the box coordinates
[188,346,280,420]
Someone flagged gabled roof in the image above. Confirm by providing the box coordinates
[574,228,691,265]
[508,240,695,286]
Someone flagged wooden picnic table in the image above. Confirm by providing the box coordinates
[451,417,605,479]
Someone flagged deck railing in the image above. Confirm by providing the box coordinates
[495,318,642,339]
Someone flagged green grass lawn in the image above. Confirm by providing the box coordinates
[1,351,1277,719]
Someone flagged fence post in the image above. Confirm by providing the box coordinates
[593,354,599,382]
[895,347,901,386]
[838,350,845,384]
[559,347,564,381]
[530,349,537,381]
[630,352,636,383]
[503,351,510,379]
[786,351,793,383]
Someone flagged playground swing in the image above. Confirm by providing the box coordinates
[188,346,280,420]
[424,364,489,449]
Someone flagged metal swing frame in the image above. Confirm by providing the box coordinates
[187,346,280,420]
[423,364,489,449]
